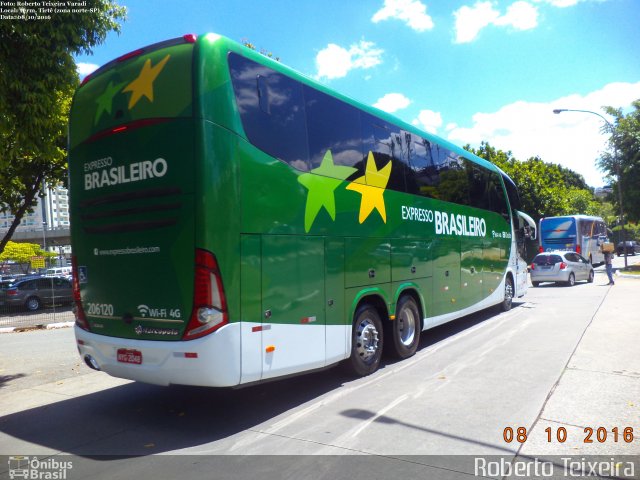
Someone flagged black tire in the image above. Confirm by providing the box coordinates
[587,270,594,283]
[501,276,514,311]
[346,304,384,376]
[566,273,575,287]
[25,296,41,311]
[532,281,540,288]
[387,296,421,359]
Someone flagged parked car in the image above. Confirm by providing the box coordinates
[530,251,594,287]
[616,241,639,256]
[0,276,73,311]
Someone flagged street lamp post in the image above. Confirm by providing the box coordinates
[553,108,628,268]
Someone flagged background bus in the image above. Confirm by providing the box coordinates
[539,215,608,265]
[69,33,536,387]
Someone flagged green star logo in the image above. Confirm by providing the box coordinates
[94,80,127,124]
[298,150,356,232]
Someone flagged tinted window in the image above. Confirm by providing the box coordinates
[487,172,509,218]
[304,87,363,172]
[466,160,489,210]
[502,174,521,211]
[564,253,579,262]
[54,278,71,289]
[18,280,37,290]
[406,135,438,197]
[534,254,562,265]
[36,279,53,289]
[437,151,470,206]
[229,53,309,170]
[361,115,408,192]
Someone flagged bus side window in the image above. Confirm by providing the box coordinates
[304,86,364,174]
[228,53,310,171]
[436,150,471,206]
[466,160,489,211]
[361,114,408,193]
[487,173,510,220]
[406,135,437,197]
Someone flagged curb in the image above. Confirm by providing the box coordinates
[616,271,640,279]
[0,321,74,334]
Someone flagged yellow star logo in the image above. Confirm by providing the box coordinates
[346,151,392,224]
[122,54,170,109]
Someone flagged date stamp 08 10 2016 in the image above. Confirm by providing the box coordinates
[503,426,635,444]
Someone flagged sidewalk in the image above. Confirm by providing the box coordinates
[519,271,640,457]
[0,309,74,333]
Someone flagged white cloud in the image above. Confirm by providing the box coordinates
[533,0,580,6]
[495,1,539,30]
[372,0,435,31]
[315,40,384,80]
[374,93,412,113]
[412,109,443,134]
[76,62,99,77]
[453,1,538,44]
[446,81,640,187]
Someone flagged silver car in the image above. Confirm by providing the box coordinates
[0,276,73,311]
[530,251,594,287]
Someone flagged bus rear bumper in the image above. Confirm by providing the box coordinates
[74,323,242,387]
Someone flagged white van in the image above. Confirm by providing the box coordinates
[45,267,72,277]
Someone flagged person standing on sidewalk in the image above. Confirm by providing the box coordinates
[604,250,615,285]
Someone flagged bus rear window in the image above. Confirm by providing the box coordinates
[69,41,194,148]
[533,254,562,266]
[541,218,576,237]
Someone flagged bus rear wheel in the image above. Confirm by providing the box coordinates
[346,304,383,376]
[387,295,421,359]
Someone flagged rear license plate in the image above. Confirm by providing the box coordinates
[117,349,142,365]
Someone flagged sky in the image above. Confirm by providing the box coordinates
[75,0,640,188]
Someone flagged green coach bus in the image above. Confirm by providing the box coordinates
[69,33,536,387]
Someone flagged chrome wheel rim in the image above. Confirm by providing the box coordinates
[505,281,513,307]
[398,307,416,346]
[355,318,380,362]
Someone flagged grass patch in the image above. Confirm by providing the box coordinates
[621,264,640,275]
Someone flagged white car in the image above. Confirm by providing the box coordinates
[530,251,594,287]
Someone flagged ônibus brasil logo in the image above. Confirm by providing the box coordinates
[8,456,73,479]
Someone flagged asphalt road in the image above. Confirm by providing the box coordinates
[0,257,638,479]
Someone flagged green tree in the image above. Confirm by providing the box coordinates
[597,99,640,223]
[0,241,56,273]
[0,1,126,254]
[467,142,599,222]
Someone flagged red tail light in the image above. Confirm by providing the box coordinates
[559,262,568,270]
[576,244,581,254]
[183,249,228,340]
[71,256,90,331]
[539,246,544,253]
[7,288,18,296]
[530,264,535,270]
